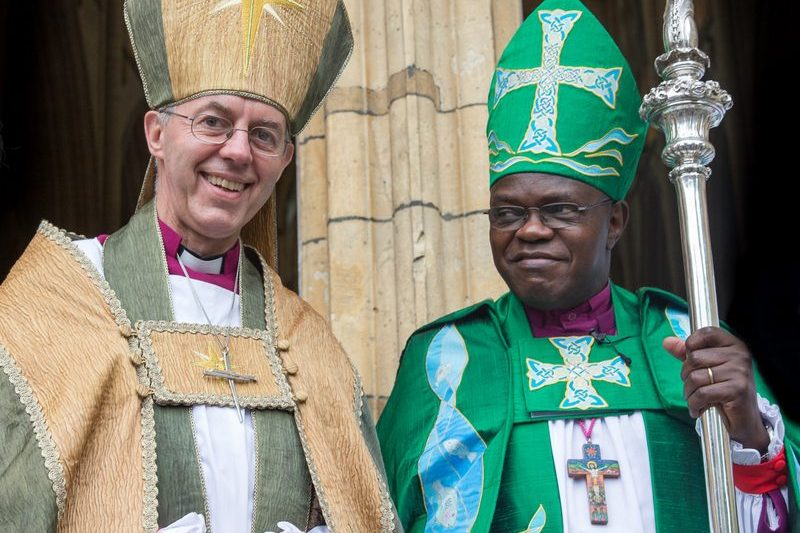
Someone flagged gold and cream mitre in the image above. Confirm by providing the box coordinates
[125,0,353,265]
[125,0,352,134]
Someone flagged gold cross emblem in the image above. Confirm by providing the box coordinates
[195,342,257,421]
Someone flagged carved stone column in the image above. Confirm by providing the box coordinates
[297,0,519,413]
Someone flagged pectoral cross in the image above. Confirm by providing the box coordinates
[195,342,256,422]
[567,443,620,525]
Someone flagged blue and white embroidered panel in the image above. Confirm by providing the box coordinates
[526,336,630,409]
[665,307,692,340]
[519,504,547,533]
[418,325,487,532]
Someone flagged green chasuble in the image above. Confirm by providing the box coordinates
[377,284,800,532]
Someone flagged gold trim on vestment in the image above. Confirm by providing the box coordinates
[122,1,152,104]
[152,203,177,318]
[350,360,365,425]
[250,415,260,533]
[38,221,133,332]
[347,363,396,531]
[0,343,67,519]
[291,399,331,528]
[188,408,214,528]
[137,321,294,409]
[251,245,279,360]
[266,268,398,532]
[1,220,396,532]
[39,222,159,531]
[131,335,159,533]
[140,396,159,532]
[0,222,149,531]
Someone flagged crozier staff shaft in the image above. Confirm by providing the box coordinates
[639,1,738,531]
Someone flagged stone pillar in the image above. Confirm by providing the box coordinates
[296,0,520,414]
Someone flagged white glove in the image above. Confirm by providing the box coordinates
[265,522,329,533]
[159,512,206,533]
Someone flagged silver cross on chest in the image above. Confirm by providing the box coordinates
[195,342,256,422]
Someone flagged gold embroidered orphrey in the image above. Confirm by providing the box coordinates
[0,223,396,531]
[138,321,294,411]
[175,248,258,421]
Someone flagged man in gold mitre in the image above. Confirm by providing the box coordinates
[0,1,400,532]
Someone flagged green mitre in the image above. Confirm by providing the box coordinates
[486,0,647,200]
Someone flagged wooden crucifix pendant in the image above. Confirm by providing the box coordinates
[567,443,620,525]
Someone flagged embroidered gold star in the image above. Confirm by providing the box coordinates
[194,342,257,384]
[193,341,255,422]
[194,342,229,372]
[213,0,306,72]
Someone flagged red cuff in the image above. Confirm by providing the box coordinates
[732,447,788,494]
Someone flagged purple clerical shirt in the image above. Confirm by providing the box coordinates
[97,220,240,291]
[524,282,615,337]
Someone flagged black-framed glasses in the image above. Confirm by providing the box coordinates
[484,199,614,231]
[159,110,290,157]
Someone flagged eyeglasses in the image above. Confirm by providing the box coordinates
[484,199,614,231]
[159,110,290,157]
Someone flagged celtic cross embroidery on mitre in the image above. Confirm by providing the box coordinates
[488,9,642,178]
[492,10,621,155]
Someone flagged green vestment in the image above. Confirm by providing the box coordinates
[377,284,800,532]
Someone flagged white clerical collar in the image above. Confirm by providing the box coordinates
[178,246,224,275]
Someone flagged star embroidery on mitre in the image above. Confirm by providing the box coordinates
[213,0,306,73]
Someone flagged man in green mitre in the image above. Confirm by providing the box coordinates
[0,1,398,532]
[377,1,798,531]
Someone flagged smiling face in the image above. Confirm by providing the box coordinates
[144,94,294,256]
[489,172,628,310]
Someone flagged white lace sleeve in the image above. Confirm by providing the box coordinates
[696,394,789,532]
